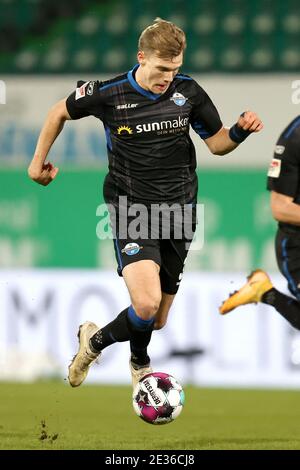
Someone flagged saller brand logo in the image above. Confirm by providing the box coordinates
[143,380,161,405]
[116,103,138,109]
[136,116,189,133]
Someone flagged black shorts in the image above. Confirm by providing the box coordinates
[108,203,196,295]
[275,228,300,300]
[113,236,193,294]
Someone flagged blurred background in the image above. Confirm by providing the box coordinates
[0,0,300,388]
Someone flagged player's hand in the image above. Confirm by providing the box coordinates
[28,161,59,186]
[237,111,263,133]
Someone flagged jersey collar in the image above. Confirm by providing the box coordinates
[127,64,162,101]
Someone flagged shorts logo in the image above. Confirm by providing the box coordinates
[75,81,89,100]
[275,145,285,155]
[122,243,143,256]
[268,158,281,178]
[170,92,187,106]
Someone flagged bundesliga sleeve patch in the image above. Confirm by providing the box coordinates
[268,158,281,178]
[75,81,89,100]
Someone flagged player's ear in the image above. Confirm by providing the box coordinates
[137,51,146,65]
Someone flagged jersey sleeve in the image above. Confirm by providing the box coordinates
[66,80,104,120]
[267,137,300,197]
[190,82,223,140]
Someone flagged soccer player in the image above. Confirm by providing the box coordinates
[220,116,300,331]
[28,18,263,388]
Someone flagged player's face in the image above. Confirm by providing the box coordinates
[137,51,183,94]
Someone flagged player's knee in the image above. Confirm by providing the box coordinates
[133,295,161,320]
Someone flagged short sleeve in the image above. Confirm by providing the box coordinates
[66,80,104,120]
[190,83,223,139]
[267,137,300,197]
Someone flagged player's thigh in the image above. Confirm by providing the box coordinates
[154,292,176,330]
[275,229,300,300]
[112,229,162,315]
[159,238,191,295]
[123,260,162,318]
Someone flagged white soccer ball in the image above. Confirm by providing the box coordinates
[132,372,185,425]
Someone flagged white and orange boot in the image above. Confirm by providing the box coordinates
[219,269,273,315]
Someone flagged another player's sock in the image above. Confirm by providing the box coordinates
[262,288,300,329]
[127,305,154,367]
[90,307,131,352]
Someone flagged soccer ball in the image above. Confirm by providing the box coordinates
[132,372,185,425]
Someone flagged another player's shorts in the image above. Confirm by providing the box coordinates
[275,228,300,301]
[108,203,197,295]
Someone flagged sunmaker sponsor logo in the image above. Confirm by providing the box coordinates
[136,116,189,133]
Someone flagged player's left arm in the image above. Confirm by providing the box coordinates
[205,111,263,156]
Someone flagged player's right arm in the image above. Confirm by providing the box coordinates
[28,98,71,186]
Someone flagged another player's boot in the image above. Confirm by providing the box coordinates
[68,321,101,387]
[219,269,273,315]
[129,356,153,390]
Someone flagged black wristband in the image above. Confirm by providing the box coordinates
[229,123,252,143]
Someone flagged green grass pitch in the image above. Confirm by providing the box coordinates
[0,382,300,450]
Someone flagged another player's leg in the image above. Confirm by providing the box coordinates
[266,232,300,329]
[260,283,300,329]
[220,231,300,330]
[219,269,273,314]
[219,269,300,330]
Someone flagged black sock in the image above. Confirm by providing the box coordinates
[90,308,131,352]
[127,306,154,367]
[262,287,300,330]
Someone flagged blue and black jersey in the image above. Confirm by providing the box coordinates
[267,115,300,232]
[66,65,222,205]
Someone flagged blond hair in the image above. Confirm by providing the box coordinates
[138,18,186,59]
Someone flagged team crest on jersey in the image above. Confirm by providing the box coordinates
[275,145,285,155]
[170,92,187,106]
[122,243,143,256]
[268,158,281,178]
[75,81,89,100]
